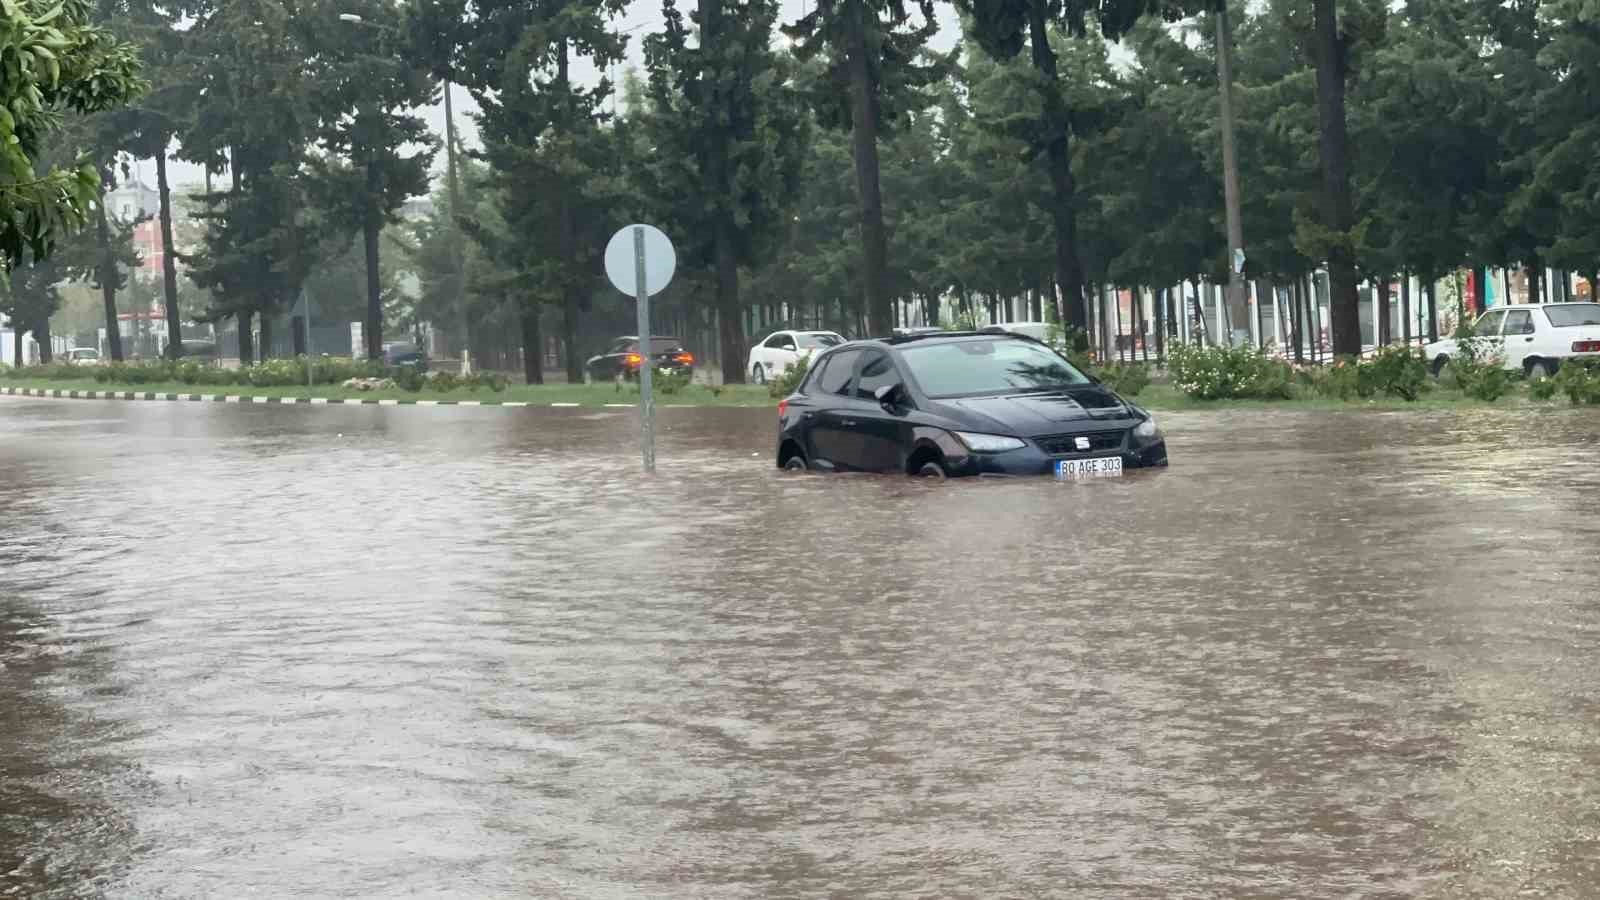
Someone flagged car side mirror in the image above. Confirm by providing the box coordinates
[874,383,905,408]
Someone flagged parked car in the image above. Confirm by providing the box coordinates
[746,329,844,384]
[382,343,428,370]
[981,322,1053,343]
[63,348,101,366]
[1424,302,1600,378]
[775,331,1167,478]
[586,336,695,382]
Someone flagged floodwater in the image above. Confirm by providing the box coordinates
[3,396,1600,899]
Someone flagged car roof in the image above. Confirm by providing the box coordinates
[822,331,1033,352]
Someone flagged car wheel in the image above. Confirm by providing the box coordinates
[1528,359,1554,380]
[783,454,807,472]
[752,364,766,385]
[1432,355,1450,377]
[914,460,948,479]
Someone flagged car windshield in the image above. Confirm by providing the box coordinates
[638,338,681,352]
[796,333,842,349]
[900,339,1093,398]
[1545,305,1600,327]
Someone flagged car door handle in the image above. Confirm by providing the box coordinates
[1525,336,1535,342]
[840,419,856,427]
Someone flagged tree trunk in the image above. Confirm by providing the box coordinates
[155,150,183,359]
[96,172,124,363]
[520,303,543,385]
[259,314,273,362]
[1527,258,1543,304]
[363,163,383,360]
[846,7,892,337]
[1426,281,1438,342]
[237,311,254,368]
[1313,0,1360,356]
[1400,274,1412,346]
[714,220,743,384]
[1154,287,1166,361]
[36,319,51,363]
[1215,4,1249,335]
[12,327,21,368]
[1377,277,1392,346]
[1290,278,1304,363]
[1027,2,1086,330]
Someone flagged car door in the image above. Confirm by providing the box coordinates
[769,332,799,376]
[1501,309,1535,370]
[804,349,861,470]
[1467,309,1507,365]
[849,350,914,473]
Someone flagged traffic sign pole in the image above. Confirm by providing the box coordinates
[633,226,655,473]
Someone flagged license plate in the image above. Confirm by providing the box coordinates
[1056,457,1123,480]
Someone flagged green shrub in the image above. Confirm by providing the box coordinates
[1168,343,1294,400]
[1363,345,1430,401]
[9,361,87,381]
[428,371,459,392]
[1551,357,1600,404]
[1096,363,1150,396]
[392,366,426,392]
[1306,357,1365,400]
[768,354,810,398]
[654,368,691,395]
[1529,374,1559,401]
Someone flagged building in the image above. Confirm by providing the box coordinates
[106,179,159,220]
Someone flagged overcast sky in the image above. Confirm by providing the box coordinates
[145,0,961,192]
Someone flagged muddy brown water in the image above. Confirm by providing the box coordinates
[2,396,1599,898]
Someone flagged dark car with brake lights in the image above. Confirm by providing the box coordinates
[775,331,1167,479]
[586,336,696,382]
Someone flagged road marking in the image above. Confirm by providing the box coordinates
[378,399,399,406]
[551,402,580,407]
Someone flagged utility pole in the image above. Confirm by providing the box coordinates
[443,80,471,372]
[1215,1,1246,346]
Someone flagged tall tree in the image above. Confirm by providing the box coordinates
[640,0,808,383]
[451,0,628,382]
[305,1,436,360]
[783,0,942,337]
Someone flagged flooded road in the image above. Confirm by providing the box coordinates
[3,396,1600,898]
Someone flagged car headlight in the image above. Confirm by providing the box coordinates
[954,431,1026,453]
[1133,415,1161,444]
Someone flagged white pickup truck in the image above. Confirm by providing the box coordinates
[1424,302,1600,378]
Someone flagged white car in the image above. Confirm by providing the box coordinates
[747,330,844,384]
[63,348,101,366]
[1424,302,1600,378]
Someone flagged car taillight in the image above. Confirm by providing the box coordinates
[777,399,788,418]
[624,353,643,367]
[1573,341,1600,353]
[674,352,694,365]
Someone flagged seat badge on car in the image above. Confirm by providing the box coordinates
[1074,436,1091,451]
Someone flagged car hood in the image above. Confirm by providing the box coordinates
[930,388,1134,435]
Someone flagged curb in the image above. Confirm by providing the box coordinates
[0,386,766,409]
[0,386,541,406]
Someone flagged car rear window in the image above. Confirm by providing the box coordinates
[648,338,682,352]
[1545,305,1600,327]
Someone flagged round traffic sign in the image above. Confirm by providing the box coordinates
[605,224,676,297]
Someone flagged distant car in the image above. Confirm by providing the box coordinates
[746,330,844,384]
[775,331,1167,478]
[1424,302,1600,378]
[179,340,220,363]
[63,348,101,366]
[586,336,695,382]
[382,343,428,370]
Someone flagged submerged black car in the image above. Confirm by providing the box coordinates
[775,332,1167,478]
[586,336,696,381]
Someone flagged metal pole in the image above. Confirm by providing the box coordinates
[444,80,470,371]
[633,226,655,473]
[304,290,314,393]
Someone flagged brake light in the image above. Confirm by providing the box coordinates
[777,399,788,418]
[624,353,643,367]
[1573,341,1600,353]
[674,352,694,365]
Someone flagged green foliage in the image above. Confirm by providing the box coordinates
[1168,343,1294,400]
[1549,358,1600,405]
[1363,344,1430,400]
[654,369,691,395]
[768,352,810,398]
[1443,318,1512,402]
[1096,363,1150,397]
[1528,373,1559,401]
[1305,357,1369,400]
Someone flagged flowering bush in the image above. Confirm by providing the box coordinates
[1168,343,1294,400]
[1362,345,1430,401]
